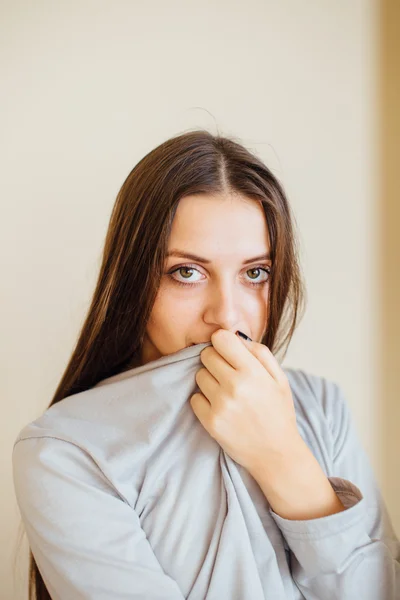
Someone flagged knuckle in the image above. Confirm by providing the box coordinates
[231,378,246,398]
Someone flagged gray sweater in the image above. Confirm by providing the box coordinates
[12,342,400,599]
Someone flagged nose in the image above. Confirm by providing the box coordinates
[203,282,241,331]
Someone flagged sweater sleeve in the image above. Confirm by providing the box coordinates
[269,378,400,600]
[12,436,185,600]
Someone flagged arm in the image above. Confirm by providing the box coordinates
[249,435,347,521]
[12,436,185,600]
[252,379,400,600]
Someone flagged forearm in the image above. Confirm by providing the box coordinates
[248,436,346,521]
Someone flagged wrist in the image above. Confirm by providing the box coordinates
[248,433,307,481]
[248,436,345,520]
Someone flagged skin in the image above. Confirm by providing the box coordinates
[139,192,346,520]
[140,192,272,366]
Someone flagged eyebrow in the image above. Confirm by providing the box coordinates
[166,249,272,265]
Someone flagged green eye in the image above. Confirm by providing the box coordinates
[179,267,195,279]
[248,268,262,279]
[167,264,271,288]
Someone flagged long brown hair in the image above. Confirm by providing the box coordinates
[18,129,306,599]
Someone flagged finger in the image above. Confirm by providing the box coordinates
[210,329,258,371]
[195,367,220,402]
[242,339,286,385]
[200,345,234,383]
[190,392,211,428]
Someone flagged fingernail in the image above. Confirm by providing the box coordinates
[236,330,252,342]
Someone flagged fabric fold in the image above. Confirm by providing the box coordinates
[12,343,400,599]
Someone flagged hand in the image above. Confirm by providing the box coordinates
[190,328,302,475]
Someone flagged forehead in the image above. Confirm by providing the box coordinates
[168,193,270,260]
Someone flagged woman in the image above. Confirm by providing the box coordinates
[12,130,400,599]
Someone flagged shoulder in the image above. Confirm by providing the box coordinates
[11,390,113,503]
[12,432,128,521]
[11,382,145,507]
[12,379,121,455]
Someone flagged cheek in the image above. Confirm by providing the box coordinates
[244,291,269,334]
[243,288,269,312]
[147,287,195,333]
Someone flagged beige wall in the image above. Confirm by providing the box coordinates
[1,1,397,598]
[380,0,400,538]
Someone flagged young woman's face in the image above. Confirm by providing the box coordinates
[141,192,272,365]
